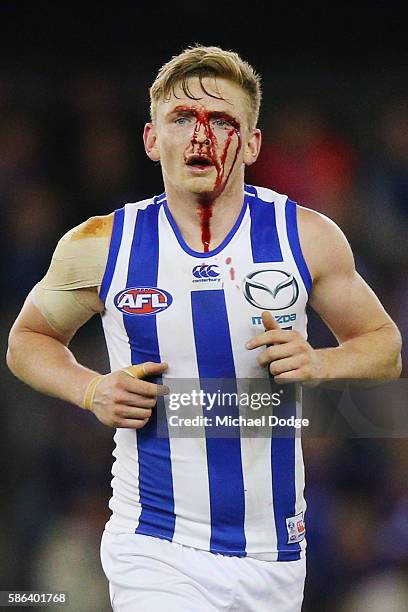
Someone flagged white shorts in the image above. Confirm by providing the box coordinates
[100,530,306,612]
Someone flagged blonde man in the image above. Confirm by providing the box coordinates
[7,45,401,611]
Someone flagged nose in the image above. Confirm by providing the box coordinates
[192,120,210,145]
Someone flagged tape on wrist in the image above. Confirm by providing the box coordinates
[83,375,104,411]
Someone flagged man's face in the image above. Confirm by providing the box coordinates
[144,76,261,198]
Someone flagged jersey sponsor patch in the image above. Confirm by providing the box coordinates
[243,269,299,310]
[286,512,305,544]
[192,264,221,284]
[114,287,173,316]
[251,313,297,326]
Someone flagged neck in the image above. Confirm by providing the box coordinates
[164,181,245,253]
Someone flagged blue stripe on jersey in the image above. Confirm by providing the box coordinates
[271,383,301,561]
[249,195,283,263]
[285,199,312,294]
[153,192,166,205]
[191,289,246,556]
[99,207,125,304]
[123,202,175,541]
[244,183,257,197]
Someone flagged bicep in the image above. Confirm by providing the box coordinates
[11,286,102,344]
[298,205,393,343]
[310,269,392,343]
[13,212,113,340]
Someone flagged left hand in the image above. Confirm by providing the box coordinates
[246,311,325,382]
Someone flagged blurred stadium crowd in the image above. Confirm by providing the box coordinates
[1,58,407,611]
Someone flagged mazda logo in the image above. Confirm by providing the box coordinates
[243,270,299,310]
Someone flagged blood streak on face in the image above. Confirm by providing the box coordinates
[176,105,242,252]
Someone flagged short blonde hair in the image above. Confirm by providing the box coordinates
[149,44,262,130]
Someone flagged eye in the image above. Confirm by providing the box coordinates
[174,116,191,125]
[211,118,232,129]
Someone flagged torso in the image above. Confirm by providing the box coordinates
[99,184,310,561]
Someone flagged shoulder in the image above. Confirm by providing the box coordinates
[250,186,355,282]
[296,205,355,282]
[249,185,288,205]
[40,213,115,290]
[58,213,115,249]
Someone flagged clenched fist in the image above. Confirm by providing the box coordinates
[246,312,325,382]
[84,361,169,428]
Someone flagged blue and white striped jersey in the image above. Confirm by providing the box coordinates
[100,184,311,561]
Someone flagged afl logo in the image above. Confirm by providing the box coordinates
[114,287,173,316]
[243,270,299,310]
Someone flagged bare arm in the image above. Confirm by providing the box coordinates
[7,288,103,407]
[247,206,402,381]
[300,206,402,379]
[7,214,168,427]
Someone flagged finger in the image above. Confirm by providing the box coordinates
[121,364,147,379]
[121,361,168,379]
[143,361,168,377]
[114,405,153,419]
[115,417,150,429]
[246,329,294,350]
[257,343,298,367]
[262,311,281,331]
[117,392,157,408]
[122,377,169,398]
[120,362,169,396]
[268,356,300,376]
[274,370,304,384]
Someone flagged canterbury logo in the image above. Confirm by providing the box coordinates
[192,264,220,279]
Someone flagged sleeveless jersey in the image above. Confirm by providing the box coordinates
[99,184,312,561]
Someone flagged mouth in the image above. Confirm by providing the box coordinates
[185,154,214,171]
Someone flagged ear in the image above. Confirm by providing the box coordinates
[243,128,262,166]
[143,122,160,161]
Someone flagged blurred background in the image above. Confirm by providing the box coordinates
[1,2,407,610]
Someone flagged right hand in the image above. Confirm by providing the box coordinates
[88,361,168,428]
